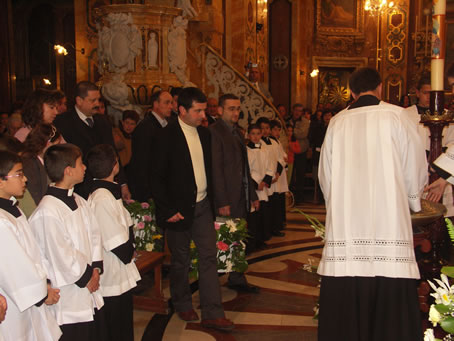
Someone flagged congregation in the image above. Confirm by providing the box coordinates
[0,63,454,341]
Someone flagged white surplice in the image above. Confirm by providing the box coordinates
[88,188,141,297]
[247,143,275,203]
[29,193,104,325]
[404,105,454,216]
[318,101,428,278]
[433,145,454,184]
[0,207,61,341]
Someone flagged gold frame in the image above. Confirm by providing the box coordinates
[316,0,365,36]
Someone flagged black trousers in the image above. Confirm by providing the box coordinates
[318,276,423,341]
[103,290,134,341]
[166,197,224,320]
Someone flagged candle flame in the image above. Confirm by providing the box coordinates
[54,45,68,56]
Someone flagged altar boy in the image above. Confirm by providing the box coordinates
[246,124,274,250]
[29,144,104,341]
[0,150,61,341]
[86,144,141,341]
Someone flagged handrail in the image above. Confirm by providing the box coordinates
[189,43,287,135]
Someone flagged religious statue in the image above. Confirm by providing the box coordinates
[168,16,195,87]
[147,31,158,68]
[97,13,142,74]
[177,0,197,18]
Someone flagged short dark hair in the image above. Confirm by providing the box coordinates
[75,81,99,100]
[23,124,61,158]
[44,144,82,183]
[178,87,207,112]
[170,87,183,97]
[349,67,382,95]
[150,90,163,107]
[22,88,60,128]
[448,63,454,79]
[218,94,240,108]
[0,135,24,154]
[417,74,431,90]
[270,119,281,129]
[0,150,22,178]
[248,123,261,133]
[256,117,271,126]
[54,90,66,101]
[122,110,140,122]
[292,103,303,111]
[86,144,117,179]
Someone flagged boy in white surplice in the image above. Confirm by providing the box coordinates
[29,144,104,341]
[0,150,61,341]
[317,68,428,341]
[86,144,140,341]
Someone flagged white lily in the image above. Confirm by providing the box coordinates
[428,279,452,305]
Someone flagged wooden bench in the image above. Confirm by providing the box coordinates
[133,251,169,314]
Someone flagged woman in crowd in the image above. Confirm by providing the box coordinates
[14,88,59,142]
[22,124,62,204]
[399,94,411,108]
[113,110,140,169]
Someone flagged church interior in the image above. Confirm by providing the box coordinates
[1,0,454,340]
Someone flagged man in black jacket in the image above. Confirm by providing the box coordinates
[127,90,172,201]
[54,81,130,200]
[151,87,234,332]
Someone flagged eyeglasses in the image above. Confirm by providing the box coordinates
[3,171,25,180]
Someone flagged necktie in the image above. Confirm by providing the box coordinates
[86,117,94,128]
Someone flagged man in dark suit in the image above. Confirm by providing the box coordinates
[151,87,234,332]
[54,81,131,200]
[209,93,260,293]
[206,97,218,125]
[127,90,172,201]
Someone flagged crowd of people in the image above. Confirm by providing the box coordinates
[0,62,453,341]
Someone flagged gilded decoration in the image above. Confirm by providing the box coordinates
[315,35,365,56]
[316,0,365,36]
[385,7,406,66]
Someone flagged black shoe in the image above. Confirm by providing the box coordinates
[271,230,285,237]
[227,283,260,294]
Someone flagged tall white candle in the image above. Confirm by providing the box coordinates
[431,0,446,91]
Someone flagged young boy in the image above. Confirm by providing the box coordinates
[246,124,274,250]
[29,144,104,341]
[270,120,289,232]
[86,144,140,341]
[256,117,285,238]
[0,150,61,341]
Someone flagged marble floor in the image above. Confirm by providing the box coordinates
[133,202,325,341]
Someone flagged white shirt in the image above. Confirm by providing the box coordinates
[0,205,61,341]
[75,106,92,126]
[151,111,168,128]
[318,100,427,279]
[179,117,207,202]
[29,192,104,325]
[88,188,141,297]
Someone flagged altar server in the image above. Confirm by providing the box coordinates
[0,150,61,341]
[29,144,104,341]
[246,124,274,250]
[318,68,427,341]
[86,144,140,341]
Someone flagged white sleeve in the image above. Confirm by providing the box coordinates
[29,213,91,288]
[0,220,47,312]
[247,149,261,184]
[318,124,333,202]
[434,145,454,178]
[399,112,428,212]
[90,197,129,252]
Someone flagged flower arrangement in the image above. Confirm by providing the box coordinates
[124,199,164,252]
[189,218,249,279]
[425,218,454,341]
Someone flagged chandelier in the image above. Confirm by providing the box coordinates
[364,0,394,16]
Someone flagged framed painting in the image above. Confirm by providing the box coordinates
[316,0,365,36]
